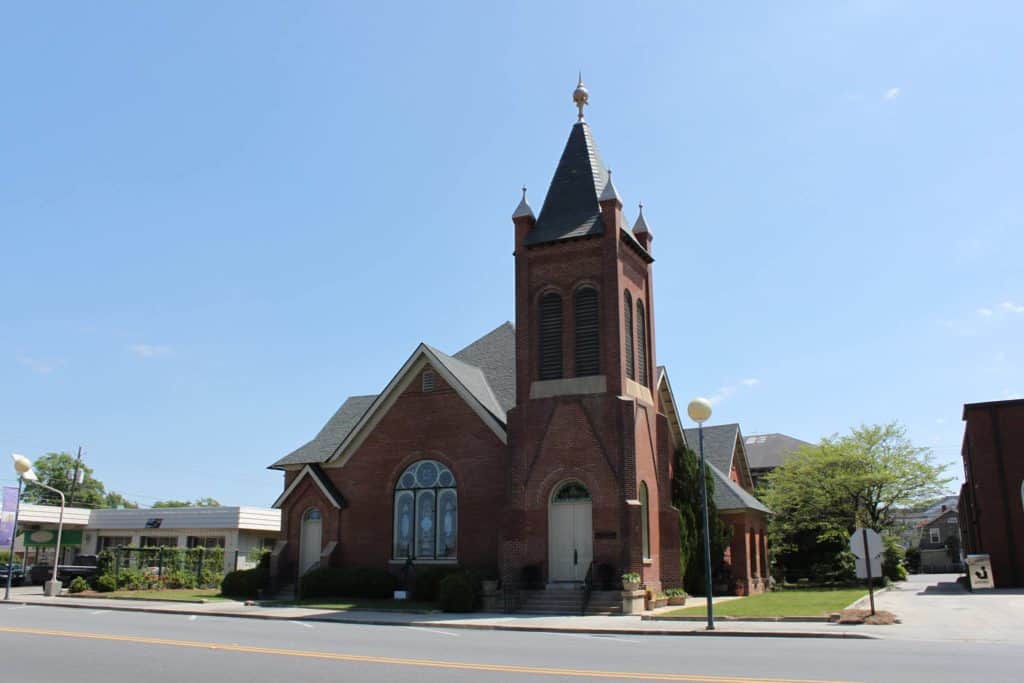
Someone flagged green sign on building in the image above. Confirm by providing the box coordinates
[20,529,84,547]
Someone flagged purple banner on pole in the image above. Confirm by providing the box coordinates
[1,486,18,547]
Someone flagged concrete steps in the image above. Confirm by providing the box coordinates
[518,589,623,615]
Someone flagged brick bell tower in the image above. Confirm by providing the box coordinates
[503,78,679,595]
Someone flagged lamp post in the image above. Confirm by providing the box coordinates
[4,456,26,601]
[686,397,715,631]
[12,454,66,596]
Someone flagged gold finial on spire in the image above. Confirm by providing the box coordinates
[573,72,589,122]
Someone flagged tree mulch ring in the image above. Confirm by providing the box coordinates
[836,609,899,625]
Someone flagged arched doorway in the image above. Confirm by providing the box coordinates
[548,481,593,583]
[299,508,322,575]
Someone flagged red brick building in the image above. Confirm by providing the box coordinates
[960,398,1024,587]
[268,83,769,604]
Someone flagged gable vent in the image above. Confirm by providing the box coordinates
[573,286,600,376]
[422,370,436,392]
[538,291,563,380]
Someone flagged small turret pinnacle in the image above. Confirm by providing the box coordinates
[598,169,621,203]
[634,202,652,236]
[512,185,535,220]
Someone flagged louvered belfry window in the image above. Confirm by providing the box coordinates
[573,286,600,376]
[624,291,635,380]
[636,299,648,386]
[538,291,563,380]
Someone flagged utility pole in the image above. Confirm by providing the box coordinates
[68,446,84,506]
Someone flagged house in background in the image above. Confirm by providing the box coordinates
[742,433,813,488]
[960,397,1024,587]
[681,423,772,595]
[914,507,962,573]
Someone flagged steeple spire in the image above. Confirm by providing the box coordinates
[512,185,535,219]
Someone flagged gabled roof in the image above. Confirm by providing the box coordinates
[683,424,741,475]
[524,122,609,246]
[743,433,813,471]
[270,395,377,469]
[452,321,516,413]
[710,464,771,514]
[269,323,516,471]
[272,464,346,509]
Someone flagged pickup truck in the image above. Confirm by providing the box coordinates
[28,555,99,585]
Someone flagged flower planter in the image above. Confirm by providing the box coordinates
[481,580,499,594]
[622,581,641,592]
[668,595,686,606]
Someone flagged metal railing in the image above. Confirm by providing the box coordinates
[581,561,596,615]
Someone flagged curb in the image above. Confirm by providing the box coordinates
[642,615,830,623]
[7,599,878,639]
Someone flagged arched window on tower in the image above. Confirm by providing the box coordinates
[538,292,563,380]
[640,481,650,560]
[393,459,457,560]
[624,291,635,380]
[573,286,600,376]
[636,299,648,387]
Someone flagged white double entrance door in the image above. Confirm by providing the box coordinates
[548,497,593,583]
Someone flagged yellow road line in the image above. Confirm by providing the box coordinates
[0,626,856,683]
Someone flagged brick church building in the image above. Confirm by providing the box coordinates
[269,81,770,603]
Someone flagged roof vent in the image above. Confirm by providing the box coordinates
[422,370,436,393]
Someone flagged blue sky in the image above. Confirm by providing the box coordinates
[2,2,1021,507]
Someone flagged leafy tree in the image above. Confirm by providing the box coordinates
[672,446,730,595]
[152,500,193,508]
[762,422,951,582]
[152,498,221,508]
[103,491,139,509]
[18,451,138,509]
[21,452,106,508]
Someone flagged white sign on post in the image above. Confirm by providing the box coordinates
[850,527,884,614]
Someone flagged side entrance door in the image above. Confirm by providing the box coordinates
[548,482,593,583]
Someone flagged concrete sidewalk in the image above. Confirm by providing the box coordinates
[4,588,875,639]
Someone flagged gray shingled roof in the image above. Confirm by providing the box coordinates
[524,122,609,245]
[452,322,516,412]
[270,395,377,469]
[683,424,740,475]
[743,433,812,471]
[425,344,506,421]
[710,464,771,513]
[269,323,517,470]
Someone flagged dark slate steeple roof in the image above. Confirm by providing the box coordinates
[524,122,610,246]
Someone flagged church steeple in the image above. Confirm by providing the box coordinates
[523,81,611,247]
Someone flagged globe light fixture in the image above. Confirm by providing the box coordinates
[9,453,65,596]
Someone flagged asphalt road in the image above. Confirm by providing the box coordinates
[1,603,1020,683]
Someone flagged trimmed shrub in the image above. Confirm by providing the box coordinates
[221,568,268,598]
[438,572,476,613]
[68,577,89,593]
[95,574,118,593]
[299,566,397,600]
[411,566,462,602]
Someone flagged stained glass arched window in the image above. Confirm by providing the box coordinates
[393,460,457,560]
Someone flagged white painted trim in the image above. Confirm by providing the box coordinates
[272,465,342,510]
[323,344,508,469]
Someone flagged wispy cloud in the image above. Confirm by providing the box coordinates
[16,354,64,374]
[707,378,761,405]
[884,87,901,100]
[977,308,993,317]
[129,344,172,359]
[1000,301,1024,314]
[1003,389,1022,400]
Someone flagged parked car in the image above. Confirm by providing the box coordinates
[0,563,26,586]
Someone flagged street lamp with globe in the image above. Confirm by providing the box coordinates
[686,398,716,631]
[11,454,67,596]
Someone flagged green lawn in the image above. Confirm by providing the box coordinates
[77,589,230,602]
[662,588,866,618]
